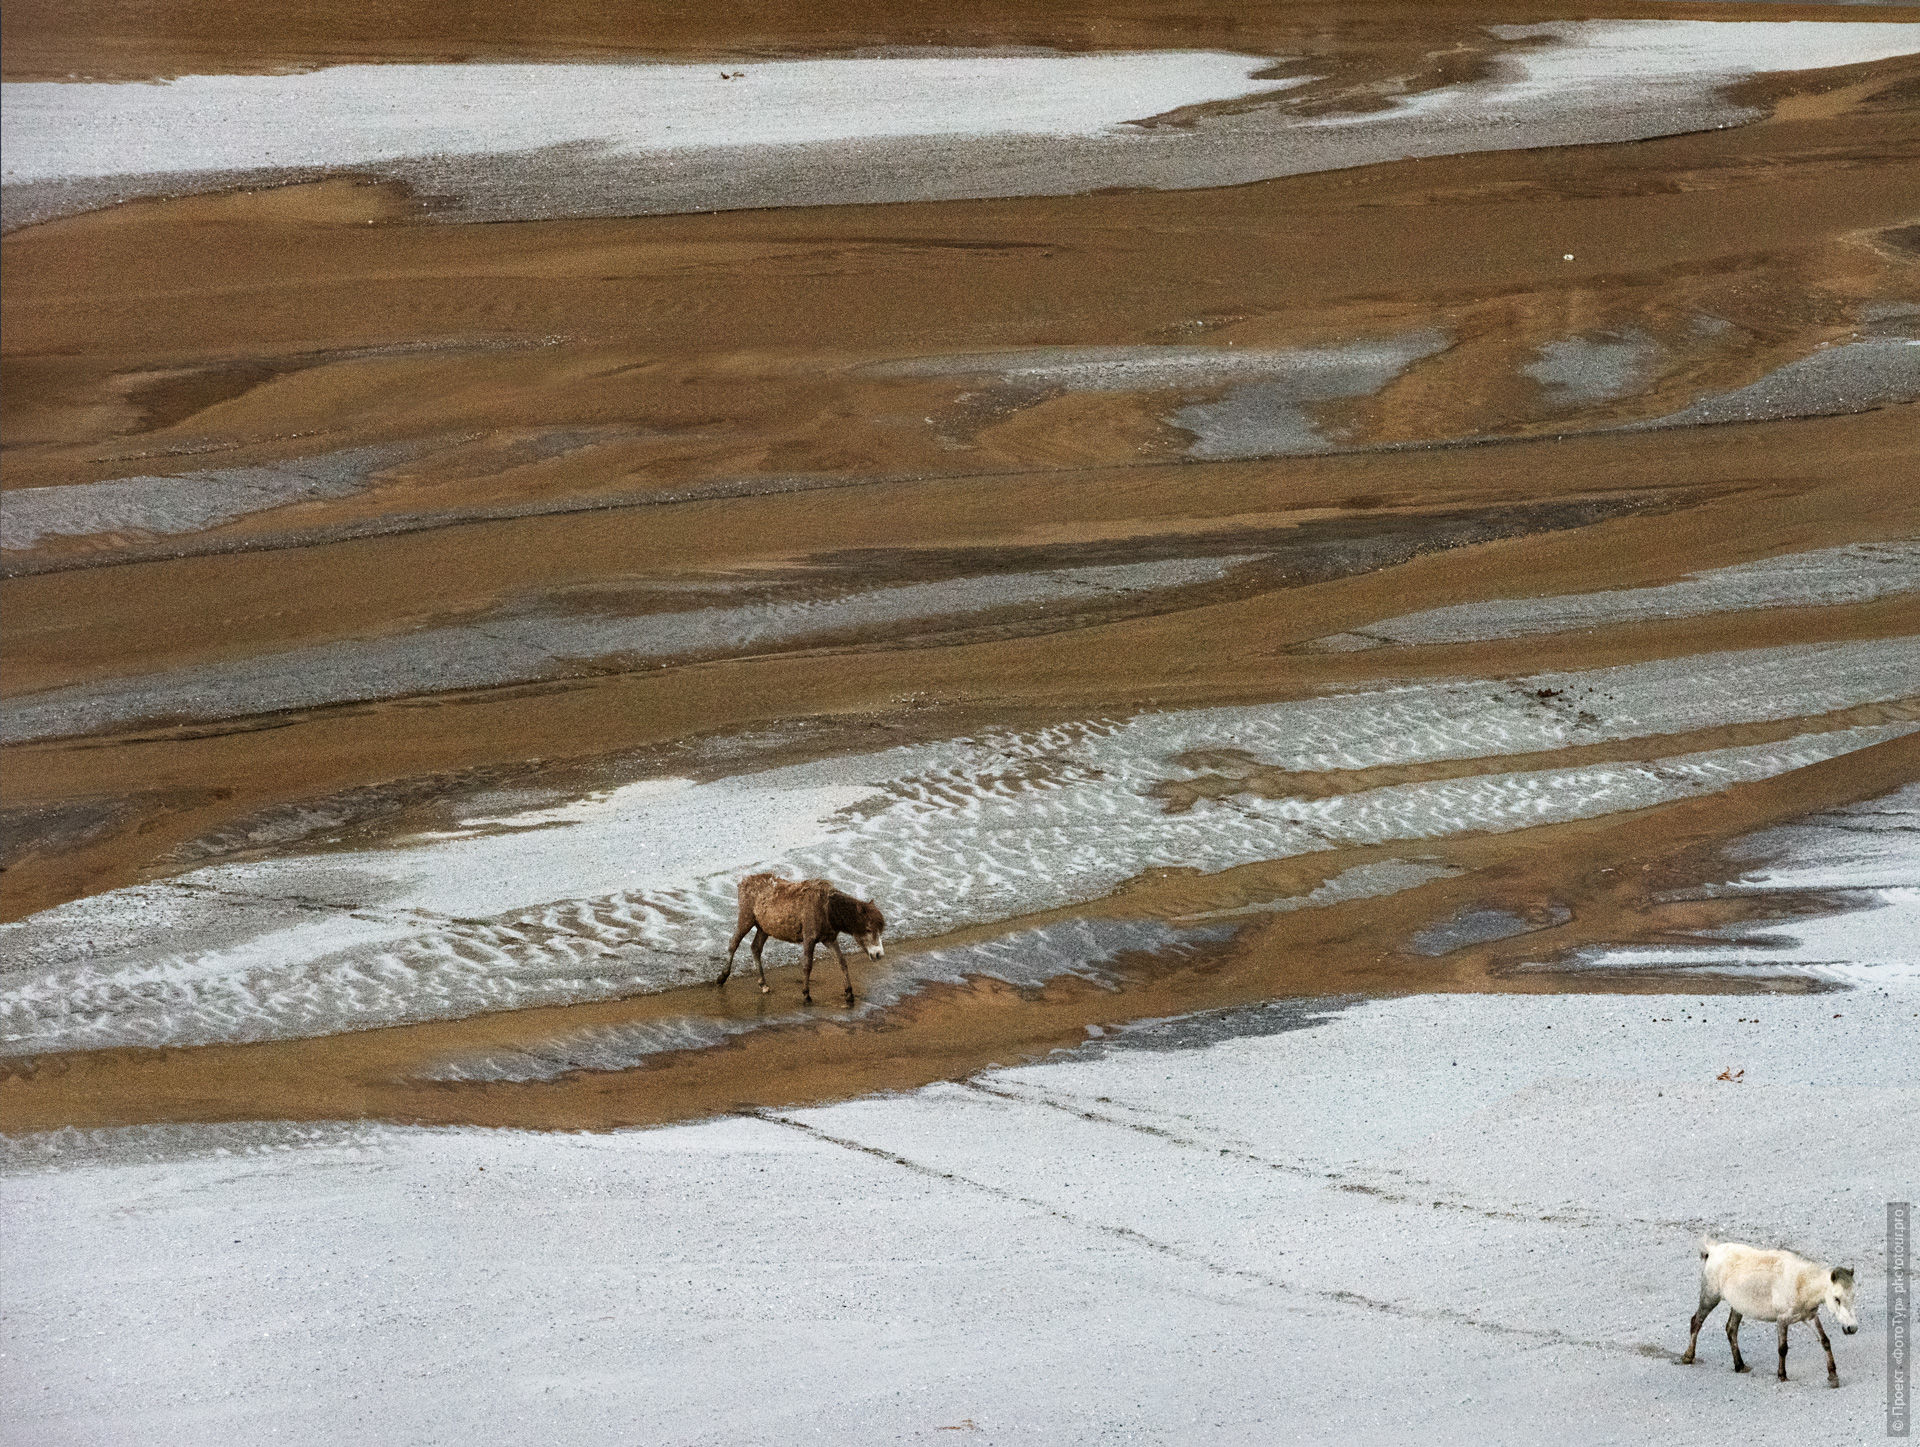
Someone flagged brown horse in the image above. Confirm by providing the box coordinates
[718,873,886,1005]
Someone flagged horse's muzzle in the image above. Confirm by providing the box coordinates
[1843,1325,1858,1335]
[866,945,885,960]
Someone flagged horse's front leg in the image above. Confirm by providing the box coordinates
[800,937,816,1004]
[1727,1310,1748,1372]
[1776,1319,1790,1382]
[831,936,854,1006]
[1811,1312,1839,1387]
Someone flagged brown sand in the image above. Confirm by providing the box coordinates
[12,1,1910,82]
[2,12,1915,1134]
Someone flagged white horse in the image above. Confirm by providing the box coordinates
[1680,1238,1858,1386]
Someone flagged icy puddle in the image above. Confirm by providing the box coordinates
[1307,541,1920,651]
[2,638,1914,1055]
[6,23,1917,225]
[1540,783,1920,988]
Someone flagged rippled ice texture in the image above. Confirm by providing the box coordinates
[2,639,1913,1054]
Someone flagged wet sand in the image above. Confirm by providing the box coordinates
[3,10,1918,1146]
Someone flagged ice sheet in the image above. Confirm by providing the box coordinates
[4,992,1909,1445]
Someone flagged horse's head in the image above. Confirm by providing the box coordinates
[853,899,886,959]
[1827,1266,1858,1333]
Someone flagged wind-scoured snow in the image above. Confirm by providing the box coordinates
[1169,332,1453,457]
[864,334,1449,394]
[1523,329,1662,406]
[1629,336,1920,430]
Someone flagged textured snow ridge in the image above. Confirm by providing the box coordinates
[1,638,1913,1055]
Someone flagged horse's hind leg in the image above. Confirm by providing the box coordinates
[1811,1312,1839,1387]
[1776,1319,1789,1382]
[1728,1310,1749,1372]
[720,918,753,986]
[831,937,854,1006]
[1681,1289,1719,1365]
[800,938,816,1004]
[750,930,771,994]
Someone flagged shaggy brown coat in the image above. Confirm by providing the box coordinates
[718,873,887,1005]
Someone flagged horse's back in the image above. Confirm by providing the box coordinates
[739,873,831,942]
[1706,1242,1810,1319]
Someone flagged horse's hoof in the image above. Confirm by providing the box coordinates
[1734,1363,1750,1373]
[844,994,856,1006]
[758,986,770,995]
[1828,1377,1840,1389]
[801,995,813,1006]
